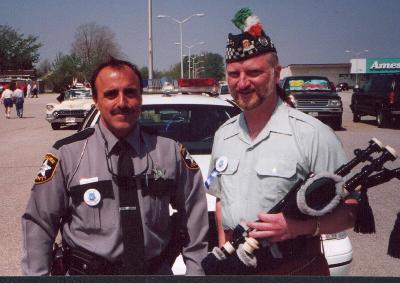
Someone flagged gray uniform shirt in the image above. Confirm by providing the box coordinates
[22,122,208,275]
[208,99,348,230]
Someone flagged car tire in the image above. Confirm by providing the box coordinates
[377,108,390,128]
[332,117,342,130]
[51,123,61,130]
[353,112,361,122]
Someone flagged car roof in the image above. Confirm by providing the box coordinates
[142,93,233,106]
[284,75,329,80]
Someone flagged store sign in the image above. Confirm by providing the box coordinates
[366,58,400,74]
[350,59,366,74]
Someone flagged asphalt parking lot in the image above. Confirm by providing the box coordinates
[0,92,399,276]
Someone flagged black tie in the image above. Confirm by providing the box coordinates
[116,140,145,274]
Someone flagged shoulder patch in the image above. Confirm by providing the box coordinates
[180,145,199,170]
[53,127,95,149]
[34,153,59,184]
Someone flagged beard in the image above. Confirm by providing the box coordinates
[232,79,276,111]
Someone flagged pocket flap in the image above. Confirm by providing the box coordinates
[255,158,296,178]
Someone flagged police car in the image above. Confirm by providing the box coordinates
[79,93,353,276]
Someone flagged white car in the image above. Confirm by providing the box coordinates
[46,88,94,130]
[79,93,353,276]
[218,83,232,101]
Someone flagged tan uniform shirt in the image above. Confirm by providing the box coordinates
[22,122,208,275]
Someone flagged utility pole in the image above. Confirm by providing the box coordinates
[147,0,154,81]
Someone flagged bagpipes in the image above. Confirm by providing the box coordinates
[202,138,400,275]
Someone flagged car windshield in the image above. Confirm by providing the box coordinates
[140,104,240,154]
[65,89,92,100]
[285,77,332,92]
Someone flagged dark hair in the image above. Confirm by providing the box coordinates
[90,58,144,98]
[276,85,294,107]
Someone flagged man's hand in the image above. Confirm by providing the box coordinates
[247,212,316,242]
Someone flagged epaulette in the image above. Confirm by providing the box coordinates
[287,107,319,125]
[53,127,95,150]
[219,114,240,129]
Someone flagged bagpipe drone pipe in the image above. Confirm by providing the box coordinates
[201,138,400,274]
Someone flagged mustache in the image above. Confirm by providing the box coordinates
[111,106,137,115]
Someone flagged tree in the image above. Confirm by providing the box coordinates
[198,52,225,81]
[48,53,83,92]
[36,59,52,78]
[0,25,42,70]
[162,63,181,79]
[71,22,123,80]
[160,52,225,81]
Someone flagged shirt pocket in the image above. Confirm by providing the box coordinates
[255,158,297,207]
[69,180,116,232]
[141,178,174,233]
[218,158,240,206]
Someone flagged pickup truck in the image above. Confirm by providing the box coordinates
[280,76,343,130]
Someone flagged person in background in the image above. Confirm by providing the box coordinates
[32,83,38,98]
[1,84,14,119]
[26,83,32,98]
[13,85,25,118]
[21,58,209,276]
[207,8,357,275]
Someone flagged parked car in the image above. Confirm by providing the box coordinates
[350,74,400,128]
[46,88,94,130]
[336,82,350,91]
[218,83,233,101]
[281,76,343,130]
[79,93,353,276]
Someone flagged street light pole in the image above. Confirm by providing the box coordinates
[176,41,204,78]
[147,0,154,81]
[345,49,369,87]
[192,54,204,78]
[195,66,206,78]
[157,13,205,78]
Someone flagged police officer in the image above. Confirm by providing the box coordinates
[21,58,209,275]
[207,8,357,275]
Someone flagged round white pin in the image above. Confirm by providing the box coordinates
[84,188,101,206]
[215,156,228,173]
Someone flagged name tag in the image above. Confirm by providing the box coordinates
[80,177,99,185]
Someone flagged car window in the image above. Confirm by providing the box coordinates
[82,104,241,155]
[284,77,331,92]
[363,79,373,92]
[394,77,400,92]
[65,89,92,100]
[220,85,230,95]
[369,76,393,93]
[140,104,240,154]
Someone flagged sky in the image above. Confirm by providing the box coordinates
[1,0,400,72]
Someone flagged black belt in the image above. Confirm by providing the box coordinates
[66,245,170,275]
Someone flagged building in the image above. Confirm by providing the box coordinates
[281,58,400,89]
[280,63,351,86]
